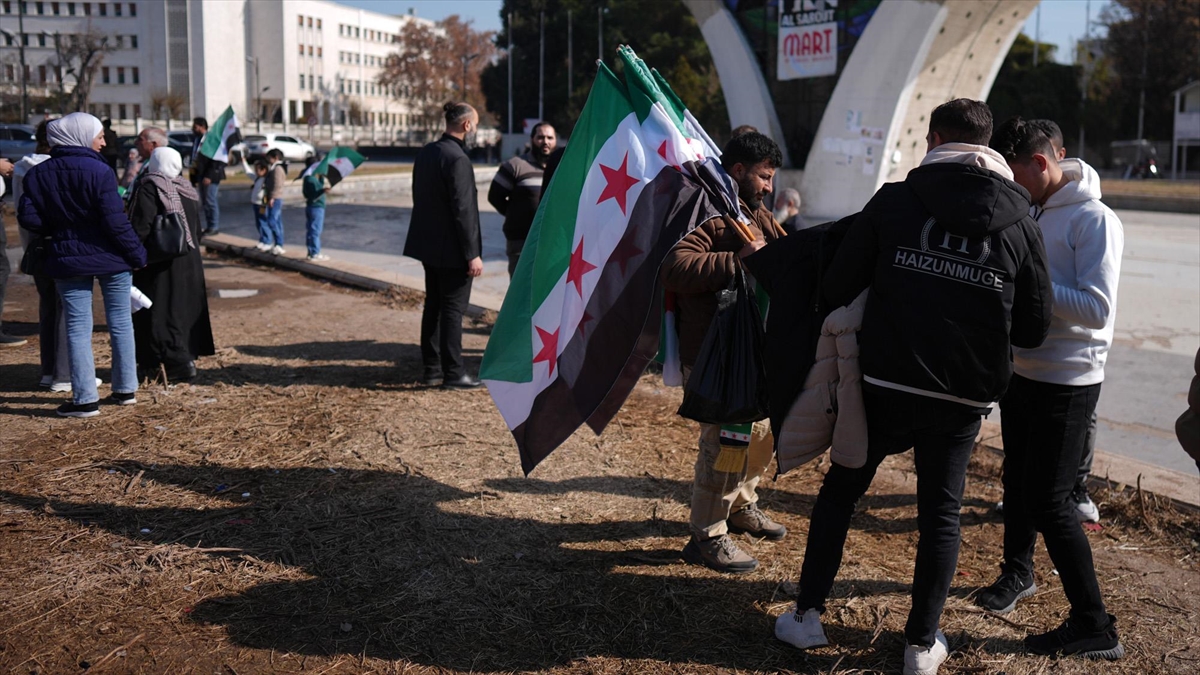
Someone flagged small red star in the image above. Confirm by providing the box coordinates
[596,152,641,215]
[565,239,598,297]
[532,326,560,377]
[607,237,643,275]
[577,310,594,337]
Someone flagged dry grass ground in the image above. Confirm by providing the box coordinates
[0,251,1198,675]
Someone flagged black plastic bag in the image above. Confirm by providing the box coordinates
[677,265,769,425]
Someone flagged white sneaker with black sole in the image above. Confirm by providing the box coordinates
[774,605,828,649]
[1073,489,1100,523]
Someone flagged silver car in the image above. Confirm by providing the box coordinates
[0,124,38,162]
[242,133,317,162]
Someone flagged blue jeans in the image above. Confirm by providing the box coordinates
[305,205,326,256]
[253,205,269,245]
[266,198,284,246]
[200,182,221,232]
[56,272,138,404]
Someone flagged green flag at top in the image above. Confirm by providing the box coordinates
[480,46,723,474]
[197,105,242,164]
[302,146,366,187]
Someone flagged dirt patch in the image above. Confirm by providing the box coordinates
[1,256,1198,674]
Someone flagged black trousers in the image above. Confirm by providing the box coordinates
[34,273,62,377]
[1000,374,1110,631]
[420,264,473,379]
[796,386,982,648]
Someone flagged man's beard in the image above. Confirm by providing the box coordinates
[532,145,550,162]
[773,208,790,223]
[738,178,762,211]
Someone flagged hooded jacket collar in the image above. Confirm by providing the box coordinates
[1043,158,1102,209]
[919,142,1014,181]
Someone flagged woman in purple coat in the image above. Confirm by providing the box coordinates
[18,113,147,418]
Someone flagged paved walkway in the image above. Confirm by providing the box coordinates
[208,189,511,312]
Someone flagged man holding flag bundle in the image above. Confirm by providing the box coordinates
[481,46,763,483]
[661,131,788,574]
[191,109,242,237]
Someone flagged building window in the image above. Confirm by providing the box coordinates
[307,45,312,56]
[52,1,59,14]
[354,26,359,38]
[1,1,9,14]
[117,66,124,84]
[118,103,126,118]
[38,65,46,83]
[298,44,303,55]
[130,34,136,48]
[101,66,109,84]
[131,66,138,83]
[306,16,312,28]
[98,3,106,16]
[83,2,90,15]
[316,18,321,30]
[4,65,13,81]
[308,74,313,89]
[35,1,43,15]
[132,103,139,117]
[103,103,111,118]
[129,2,134,17]
[317,75,323,89]
[113,1,119,15]
[68,1,74,13]
[316,46,322,57]
[297,15,303,26]
[37,33,45,46]
[114,35,123,48]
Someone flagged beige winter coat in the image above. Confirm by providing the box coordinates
[776,290,868,474]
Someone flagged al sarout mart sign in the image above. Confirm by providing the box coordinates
[777,0,839,80]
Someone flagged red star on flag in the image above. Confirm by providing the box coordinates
[565,239,598,296]
[577,310,594,337]
[657,140,682,171]
[596,152,641,215]
[532,326,560,377]
[607,237,643,275]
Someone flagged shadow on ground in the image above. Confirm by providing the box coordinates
[0,464,925,672]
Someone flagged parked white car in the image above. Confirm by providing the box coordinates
[242,134,317,162]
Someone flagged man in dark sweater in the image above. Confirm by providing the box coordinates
[488,122,556,276]
[404,102,484,390]
[774,99,1052,675]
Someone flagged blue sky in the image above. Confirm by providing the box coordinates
[333,0,1107,65]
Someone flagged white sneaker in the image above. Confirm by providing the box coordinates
[306,253,330,262]
[270,245,286,256]
[1074,493,1100,523]
[774,605,828,649]
[49,377,103,393]
[903,630,949,675]
[254,242,272,252]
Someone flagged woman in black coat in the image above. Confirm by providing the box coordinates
[127,147,215,382]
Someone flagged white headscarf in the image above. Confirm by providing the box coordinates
[145,146,183,178]
[46,112,104,149]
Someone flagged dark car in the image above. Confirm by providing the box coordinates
[0,124,38,162]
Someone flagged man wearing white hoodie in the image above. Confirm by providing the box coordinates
[979,117,1124,661]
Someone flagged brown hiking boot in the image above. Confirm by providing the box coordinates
[681,534,759,574]
[728,503,788,540]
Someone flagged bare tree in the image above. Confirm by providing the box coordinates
[148,89,188,120]
[378,16,496,133]
[47,29,116,113]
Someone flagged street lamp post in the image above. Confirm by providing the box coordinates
[17,0,29,121]
[246,56,263,132]
[461,52,479,98]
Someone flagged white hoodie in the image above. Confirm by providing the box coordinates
[1013,158,1123,386]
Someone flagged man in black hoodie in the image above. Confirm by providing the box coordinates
[774,99,1052,675]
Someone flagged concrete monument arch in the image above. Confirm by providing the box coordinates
[685,0,1039,218]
